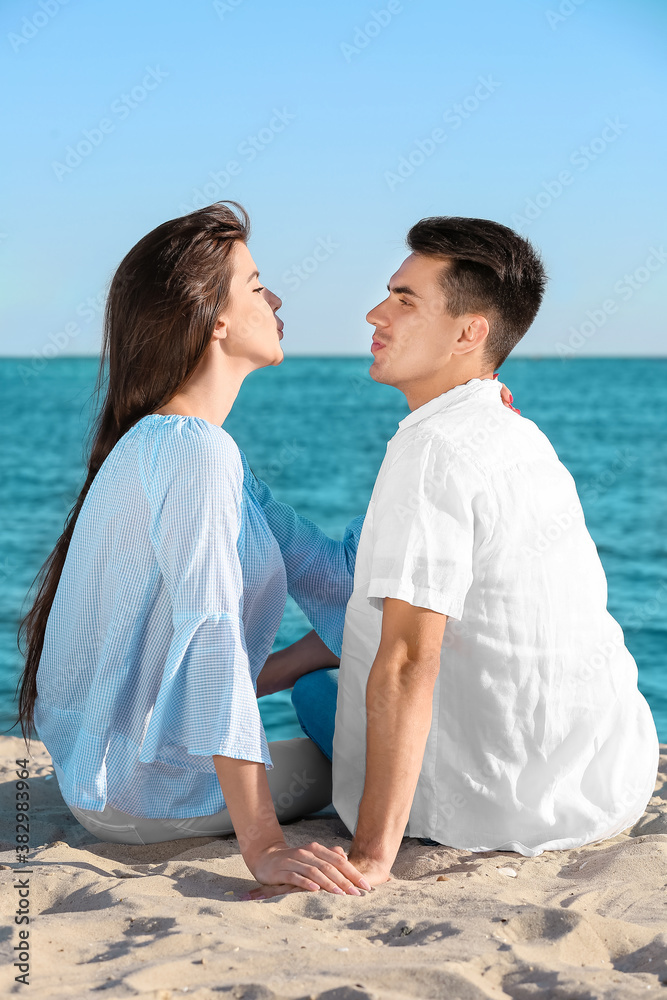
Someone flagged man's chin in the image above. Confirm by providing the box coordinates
[369,358,390,384]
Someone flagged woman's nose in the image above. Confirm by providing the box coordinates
[263,287,282,311]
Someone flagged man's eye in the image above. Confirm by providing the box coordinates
[399,298,410,306]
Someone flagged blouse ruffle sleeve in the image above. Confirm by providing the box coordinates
[239,450,364,658]
[137,420,272,773]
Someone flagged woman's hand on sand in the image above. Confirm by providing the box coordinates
[242,841,373,900]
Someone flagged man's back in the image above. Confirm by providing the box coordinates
[333,377,659,856]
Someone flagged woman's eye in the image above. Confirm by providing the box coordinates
[253,286,265,293]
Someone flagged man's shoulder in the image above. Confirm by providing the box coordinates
[404,403,563,475]
[379,421,489,497]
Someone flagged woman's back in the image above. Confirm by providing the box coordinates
[34,415,287,817]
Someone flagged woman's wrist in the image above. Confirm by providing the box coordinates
[242,836,287,877]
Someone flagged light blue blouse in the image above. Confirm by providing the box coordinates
[33,414,363,819]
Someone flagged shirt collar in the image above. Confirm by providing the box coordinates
[397,377,502,432]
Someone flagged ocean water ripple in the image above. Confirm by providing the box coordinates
[1,357,665,741]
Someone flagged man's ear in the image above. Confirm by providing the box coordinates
[452,315,489,356]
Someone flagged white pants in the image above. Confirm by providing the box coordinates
[67,738,332,845]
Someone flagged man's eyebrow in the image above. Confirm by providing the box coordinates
[387,282,421,299]
[247,270,260,282]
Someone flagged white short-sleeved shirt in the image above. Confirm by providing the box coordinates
[332,377,659,857]
[34,414,363,819]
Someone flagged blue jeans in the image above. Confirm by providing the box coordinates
[291,667,339,762]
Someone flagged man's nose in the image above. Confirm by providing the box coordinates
[366,304,385,326]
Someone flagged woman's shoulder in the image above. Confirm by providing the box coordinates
[134,415,243,489]
[135,413,239,452]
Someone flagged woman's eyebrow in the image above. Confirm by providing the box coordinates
[247,270,260,282]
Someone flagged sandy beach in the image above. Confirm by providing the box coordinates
[1,733,666,1000]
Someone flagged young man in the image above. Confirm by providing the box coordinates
[327,216,659,886]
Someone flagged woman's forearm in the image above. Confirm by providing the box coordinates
[256,630,339,697]
[212,755,285,865]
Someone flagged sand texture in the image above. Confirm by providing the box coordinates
[1,733,667,1000]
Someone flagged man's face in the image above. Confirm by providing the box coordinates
[366,253,469,390]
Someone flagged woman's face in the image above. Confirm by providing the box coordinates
[216,240,284,369]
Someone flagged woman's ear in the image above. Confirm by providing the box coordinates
[212,313,228,341]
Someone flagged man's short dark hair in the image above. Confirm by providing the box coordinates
[406,216,547,368]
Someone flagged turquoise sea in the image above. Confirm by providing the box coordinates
[0,357,665,742]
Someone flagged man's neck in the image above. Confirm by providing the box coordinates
[402,367,496,411]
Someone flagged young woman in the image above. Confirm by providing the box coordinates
[16,201,371,897]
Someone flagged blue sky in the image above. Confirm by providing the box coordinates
[1,0,665,358]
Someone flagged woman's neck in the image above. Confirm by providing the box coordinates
[154,350,250,426]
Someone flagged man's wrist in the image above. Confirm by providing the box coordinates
[346,846,394,884]
[348,835,398,870]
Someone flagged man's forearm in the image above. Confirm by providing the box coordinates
[348,650,440,871]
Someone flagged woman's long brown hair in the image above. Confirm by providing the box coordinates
[15,200,250,746]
